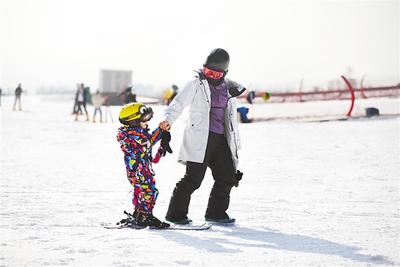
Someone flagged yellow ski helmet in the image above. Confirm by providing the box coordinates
[119,102,153,125]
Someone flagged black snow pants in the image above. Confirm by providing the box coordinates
[165,131,236,221]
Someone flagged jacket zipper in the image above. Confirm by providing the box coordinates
[200,80,210,106]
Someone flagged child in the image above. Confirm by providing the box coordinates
[117,102,172,229]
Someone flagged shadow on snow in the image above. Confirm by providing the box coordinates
[161,226,394,265]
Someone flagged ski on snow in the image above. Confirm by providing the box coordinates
[103,222,212,231]
[103,211,213,230]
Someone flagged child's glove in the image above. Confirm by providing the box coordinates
[160,131,173,155]
[152,131,173,163]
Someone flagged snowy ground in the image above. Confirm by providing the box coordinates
[1,95,399,266]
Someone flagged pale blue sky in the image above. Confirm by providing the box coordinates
[1,0,399,92]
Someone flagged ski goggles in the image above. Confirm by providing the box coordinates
[139,106,153,122]
[203,67,225,80]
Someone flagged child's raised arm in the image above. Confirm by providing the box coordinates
[150,127,163,145]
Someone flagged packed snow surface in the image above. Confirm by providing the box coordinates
[1,95,399,266]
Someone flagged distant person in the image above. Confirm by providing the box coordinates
[91,90,105,123]
[168,85,179,105]
[163,85,179,105]
[74,83,89,121]
[246,91,256,104]
[119,85,137,104]
[162,88,173,105]
[72,83,81,115]
[84,86,92,105]
[13,83,23,111]
[159,48,245,224]
[237,107,253,123]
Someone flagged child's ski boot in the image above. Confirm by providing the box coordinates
[133,209,170,229]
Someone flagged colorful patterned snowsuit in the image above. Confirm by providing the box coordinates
[117,125,163,214]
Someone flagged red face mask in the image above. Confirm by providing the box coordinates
[203,67,224,80]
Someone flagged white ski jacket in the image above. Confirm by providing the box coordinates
[164,73,245,170]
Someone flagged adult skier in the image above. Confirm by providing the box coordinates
[159,48,245,224]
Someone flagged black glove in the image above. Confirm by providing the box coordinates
[160,131,173,156]
[233,170,243,187]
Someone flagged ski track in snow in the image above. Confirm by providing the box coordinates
[1,95,399,266]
